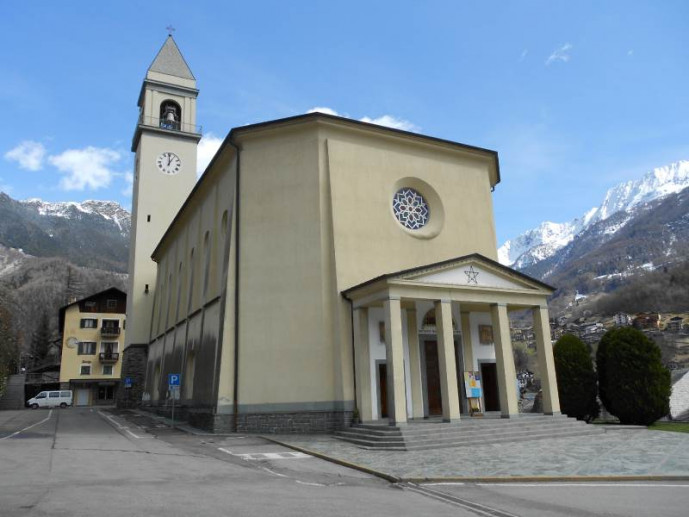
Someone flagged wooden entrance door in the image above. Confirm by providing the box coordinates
[378,363,388,418]
[481,362,500,412]
[424,341,443,416]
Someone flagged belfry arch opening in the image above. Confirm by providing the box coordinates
[160,100,181,130]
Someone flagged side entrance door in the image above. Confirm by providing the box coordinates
[378,363,388,418]
[480,362,500,412]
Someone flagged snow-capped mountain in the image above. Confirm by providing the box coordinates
[0,193,131,273]
[499,160,689,269]
[21,198,131,235]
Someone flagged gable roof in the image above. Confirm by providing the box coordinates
[342,253,555,297]
[147,36,195,80]
[58,287,126,330]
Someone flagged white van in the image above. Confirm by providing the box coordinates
[27,390,73,409]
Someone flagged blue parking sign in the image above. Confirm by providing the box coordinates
[168,373,181,386]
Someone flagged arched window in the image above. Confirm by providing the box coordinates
[202,231,211,299]
[184,351,195,400]
[187,248,196,312]
[160,100,181,130]
[421,309,457,330]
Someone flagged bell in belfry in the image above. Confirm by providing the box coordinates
[165,107,177,122]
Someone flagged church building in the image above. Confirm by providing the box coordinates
[121,36,560,433]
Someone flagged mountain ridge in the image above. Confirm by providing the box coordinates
[499,160,689,269]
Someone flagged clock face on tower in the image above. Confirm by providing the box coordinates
[156,152,182,175]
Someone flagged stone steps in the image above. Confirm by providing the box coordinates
[334,415,604,450]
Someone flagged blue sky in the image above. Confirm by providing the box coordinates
[1,1,688,244]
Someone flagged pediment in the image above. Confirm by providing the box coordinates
[396,255,550,292]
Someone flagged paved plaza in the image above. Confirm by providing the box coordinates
[269,426,689,481]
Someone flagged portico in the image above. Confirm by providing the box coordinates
[344,253,560,426]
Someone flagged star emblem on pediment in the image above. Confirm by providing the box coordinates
[464,265,479,285]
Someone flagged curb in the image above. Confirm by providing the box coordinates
[261,436,400,483]
[261,437,689,485]
[405,474,689,483]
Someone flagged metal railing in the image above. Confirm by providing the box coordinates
[101,327,121,336]
[99,352,120,363]
[137,115,202,135]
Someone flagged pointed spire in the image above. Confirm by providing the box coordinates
[147,36,195,80]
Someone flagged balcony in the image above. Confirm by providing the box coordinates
[99,352,120,364]
[101,327,121,336]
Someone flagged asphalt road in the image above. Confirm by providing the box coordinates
[1,408,687,517]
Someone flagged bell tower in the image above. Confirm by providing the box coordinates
[124,36,200,360]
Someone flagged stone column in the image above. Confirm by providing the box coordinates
[532,304,561,415]
[406,307,424,419]
[460,311,474,414]
[490,303,519,418]
[460,312,474,373]
[435,300,461,422]
[384,297,408,426]
[353,307,373,422]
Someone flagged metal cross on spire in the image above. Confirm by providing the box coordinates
[166,25,176,36]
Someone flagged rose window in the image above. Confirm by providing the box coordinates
[392,188,430,230]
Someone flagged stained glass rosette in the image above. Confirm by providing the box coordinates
[392,188,430,230]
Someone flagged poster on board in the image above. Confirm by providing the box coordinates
[464,371,482,399]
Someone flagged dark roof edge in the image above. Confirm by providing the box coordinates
[231,112,500,181]
[342,253,555,296]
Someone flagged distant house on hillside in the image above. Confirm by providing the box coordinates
[633,312,661,330]
[613,312,632,327]
[667,316,685,333]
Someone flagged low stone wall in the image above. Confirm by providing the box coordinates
[143,405,352,434]
[216,410,353,434]
[117,344,148,409]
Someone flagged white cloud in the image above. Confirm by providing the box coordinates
[4,141,46,171]
[49,146,120,191]
[307,106,340,116]
[359,115,418,132]
[545,43,573,66]
[122,171,133,197]
[306,107,419,132]
[197,133,223,176]
[0,178,12,194]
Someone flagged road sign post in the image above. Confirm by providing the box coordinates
[168,374,181,429]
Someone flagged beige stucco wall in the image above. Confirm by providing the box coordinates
[147,116,502,415]
[59,305,125,383]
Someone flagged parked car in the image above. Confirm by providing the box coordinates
[27,390,73,409]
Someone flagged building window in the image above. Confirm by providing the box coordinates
[100,342,118,354]
[392,188,430,230]
[80,318,98,329]
[80,364,91,375]
[78,342,96,355]
[106,299,117,309]
[102,365,114,376]
[84,301,97,310]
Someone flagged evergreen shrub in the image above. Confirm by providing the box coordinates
[596,327,671,425]
[553,334,599,422]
